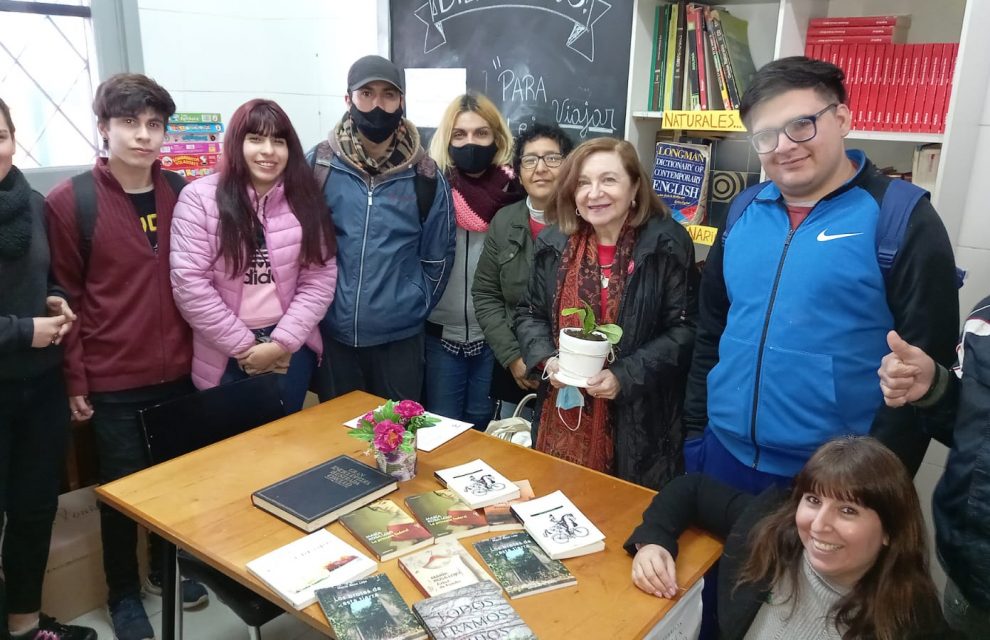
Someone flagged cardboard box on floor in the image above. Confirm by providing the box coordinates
[41,486,106,621]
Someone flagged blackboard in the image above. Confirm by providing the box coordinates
[390,0,634,143]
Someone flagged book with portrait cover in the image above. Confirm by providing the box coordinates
[251,455,397,532]
[404,489,489,541]
[483,480,535,532]
[316,574,426,640]
[412,582,535,640]
[399,540,496,597]
[473,532,577,599]
[339,499,434,561]
[245,530,377,610]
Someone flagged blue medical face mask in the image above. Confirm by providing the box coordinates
[556,385,585,410]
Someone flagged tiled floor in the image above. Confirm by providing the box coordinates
[68,587,329,640]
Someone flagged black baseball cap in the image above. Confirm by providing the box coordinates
[347,55,404,94]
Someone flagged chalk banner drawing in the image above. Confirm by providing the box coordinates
[414,0,612,62]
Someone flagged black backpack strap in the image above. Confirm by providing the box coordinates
[161,169,189,197]
[70,171,98,272]
[413,154,439,225]
[312,140,334,191]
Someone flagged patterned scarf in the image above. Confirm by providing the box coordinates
[536,219,638,474]
[336,114,418,176]
[0,166,33,260]
[449,165,523,232]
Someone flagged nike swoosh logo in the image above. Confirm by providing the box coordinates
[817,230,863,242]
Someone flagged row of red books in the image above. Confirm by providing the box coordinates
[807,14,909,44]
[806,42,956,134]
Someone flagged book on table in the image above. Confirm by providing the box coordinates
[245,529,377,610]
[412,581,536,640]
[473,532,577,599]
[404,489,489,541]
[251,454,397,532]
[315,573,426,640]
[511,490,606,560]
[399,539,496,597]
[483,480,535,532]
[433,459,520,509]
[339,498,434,561]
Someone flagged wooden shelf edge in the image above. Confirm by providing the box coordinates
[846,130,944,144]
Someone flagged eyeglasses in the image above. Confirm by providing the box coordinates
[520,153,564,170]
[749,103,838,154]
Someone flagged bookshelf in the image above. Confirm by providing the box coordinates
[623,0,988,245]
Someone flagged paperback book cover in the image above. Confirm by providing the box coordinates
[653,140,711,226]
[511,490,605,560]
[339,499,434,561]
[473,532,577,599]
[404,490,489,540]
[316,574,426,640]
[399,540,496,597]
[252,455,397,532]
[245,530,377,610]
[412,582,536,640]
[484,480,535,532]
[169,112,222,123]
[434,459,519,509]
[164,122,224,133]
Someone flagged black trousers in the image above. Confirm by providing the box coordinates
[0,368,69,614]
[318,331,425,402]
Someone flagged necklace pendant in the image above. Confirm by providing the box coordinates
[600,274,609,289]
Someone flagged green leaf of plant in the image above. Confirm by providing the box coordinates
[597,324,623,344]
[581,301,597,335]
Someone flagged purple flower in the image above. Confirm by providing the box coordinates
[373,420,405,454]
[395,400,425,420]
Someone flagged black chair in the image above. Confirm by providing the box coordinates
[139,374,287,639]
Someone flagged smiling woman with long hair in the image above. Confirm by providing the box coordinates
[170,99,336,412]
[625,436,955,640]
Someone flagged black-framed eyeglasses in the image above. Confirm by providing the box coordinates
[749,103,838,154]
[520,153,564,170]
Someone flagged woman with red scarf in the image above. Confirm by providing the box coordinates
[425,93,524,429]
[515,137,698,489]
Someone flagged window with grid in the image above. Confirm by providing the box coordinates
[0,0,101,168]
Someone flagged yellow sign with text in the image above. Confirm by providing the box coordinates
[662,110,746,132]
[686,224,719,246]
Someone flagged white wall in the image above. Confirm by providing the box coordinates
[137,0,382,148]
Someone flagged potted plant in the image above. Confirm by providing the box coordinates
[556,302,623,387]
[349,400,439,481]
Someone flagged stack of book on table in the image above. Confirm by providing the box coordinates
[161,112,224,179]
[433,458,520,509]
[511,490,606,559]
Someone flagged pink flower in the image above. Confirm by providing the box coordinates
[360,411,375,426]
[373,420,405,454]
[395,400,425,420]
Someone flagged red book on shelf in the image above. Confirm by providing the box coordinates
[864,45,882,130]
[908,44,932,133]
[875,44,895,131]
[851,45,865,130]
[919,44,942,132]
[690,4,708,110]
[807,25,901,37]
[860,45,876,127]
[809,16,910,28]
[892,45,913,131]
[931,44,956,133]
[807,35,900,44]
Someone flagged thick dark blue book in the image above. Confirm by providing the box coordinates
[252,455,397,532]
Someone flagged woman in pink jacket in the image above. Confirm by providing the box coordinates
[171,99,336,412]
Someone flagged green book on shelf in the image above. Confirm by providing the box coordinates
[473,532,577,599]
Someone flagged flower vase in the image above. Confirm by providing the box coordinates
[374,434,417,481]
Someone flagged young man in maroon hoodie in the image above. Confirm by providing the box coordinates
[45,74,207,640]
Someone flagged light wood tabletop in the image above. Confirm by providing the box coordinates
[96,391,722,639]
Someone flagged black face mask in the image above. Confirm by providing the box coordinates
[448,143,498,174]
[349,104,403,143]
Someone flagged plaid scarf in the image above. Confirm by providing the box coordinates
[448,165,523,232]
[336,114,417,176]
[536,220,638,474]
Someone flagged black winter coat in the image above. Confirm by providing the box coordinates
[514,214,698,489]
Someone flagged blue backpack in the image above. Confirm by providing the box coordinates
[721,178,965,287]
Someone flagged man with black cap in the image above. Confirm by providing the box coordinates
[310,55,454,401]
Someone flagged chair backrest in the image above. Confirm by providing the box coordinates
[139,374,286,464]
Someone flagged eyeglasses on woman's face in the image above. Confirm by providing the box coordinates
[749,103,838,154]
[520,153,564,170]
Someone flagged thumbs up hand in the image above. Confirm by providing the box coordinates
[878,330,936,407]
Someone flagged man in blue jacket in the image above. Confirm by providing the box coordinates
[683,56,959,493]
[879,310,990,639]
[311,55,454,402]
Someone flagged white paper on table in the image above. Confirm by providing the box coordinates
[343,411,473,452]
[404,67,467,128]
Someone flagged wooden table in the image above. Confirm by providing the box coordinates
[96,391,722,639]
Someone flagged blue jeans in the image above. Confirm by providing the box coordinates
[220,345,316,414]
[424,335,496,430]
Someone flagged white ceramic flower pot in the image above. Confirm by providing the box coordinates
[557,328,611,384]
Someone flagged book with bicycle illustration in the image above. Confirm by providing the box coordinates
[483,479,535,532]
[433,459,520,509]
[245,529,377,610]
[398,540,497,597]
[412,581,536,640]
[404,489,489,541]
[251,455,397,532]
[511,490,606,560]
[473,532,577,599]
[315,573,426,640]
[339,499,434,561]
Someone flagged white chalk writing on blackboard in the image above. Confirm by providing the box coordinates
[413,0,613,62]
[553,98,616,137]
